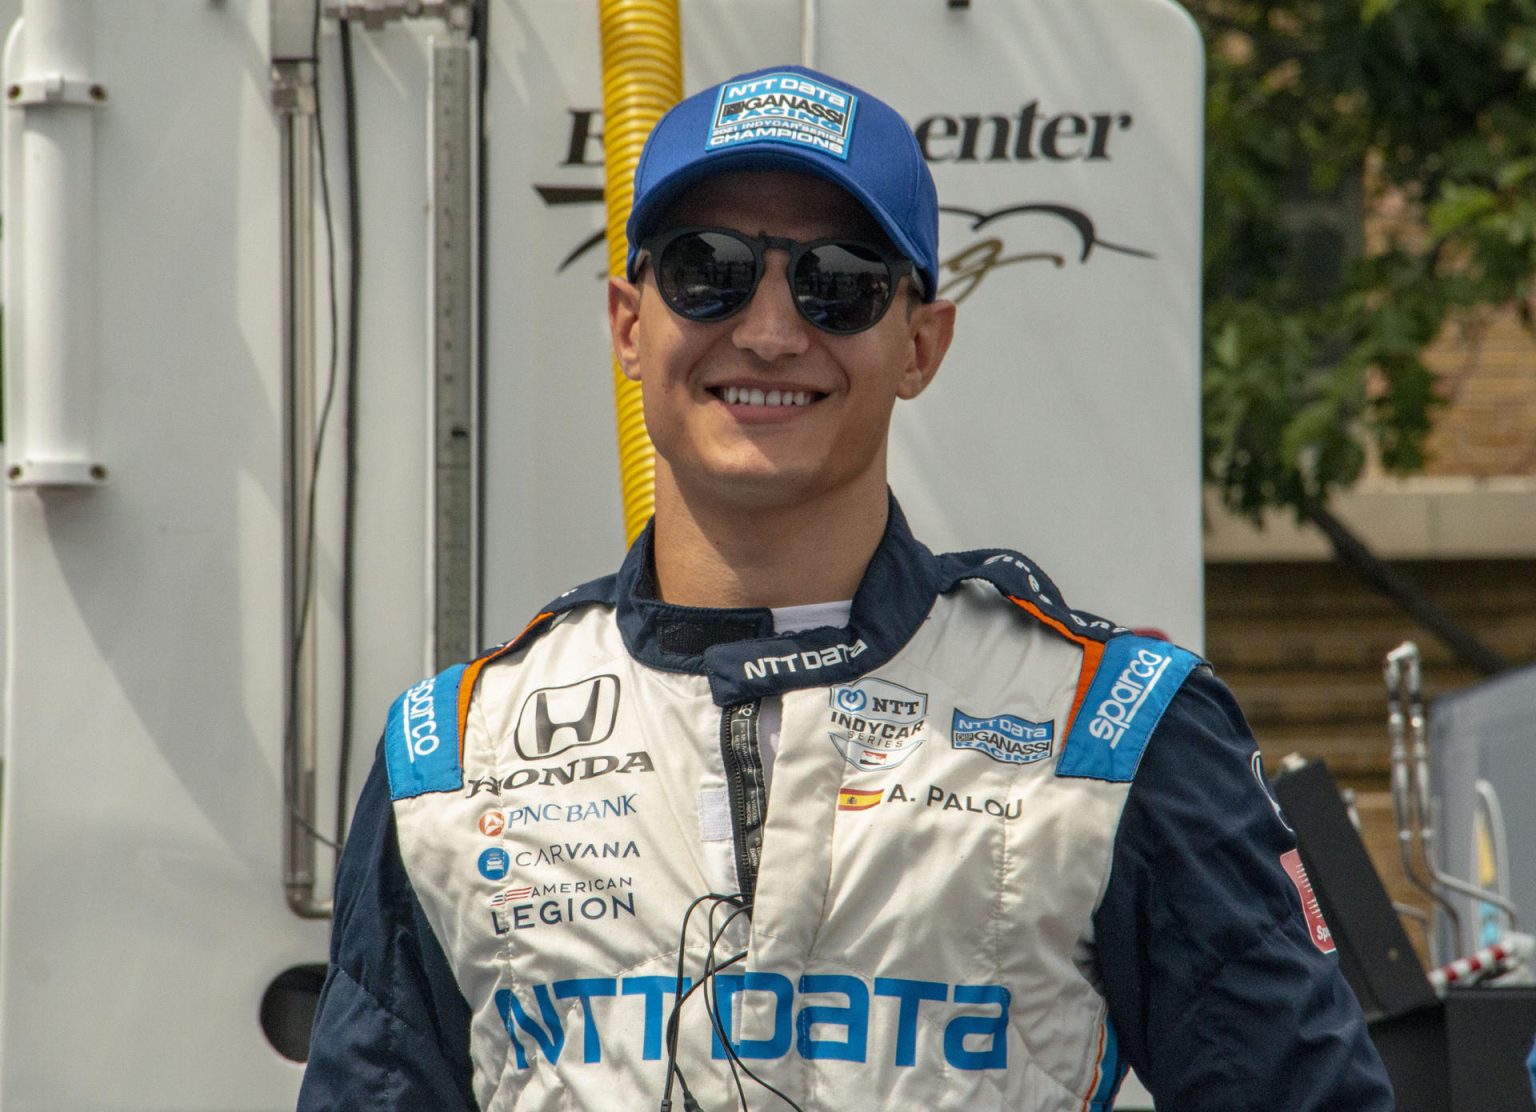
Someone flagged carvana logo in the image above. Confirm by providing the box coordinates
[478,847,511,880]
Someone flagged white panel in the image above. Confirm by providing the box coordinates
[819,0,1206,649]
[0,2,328,1108]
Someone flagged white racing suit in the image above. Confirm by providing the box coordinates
[300,499,1393,1111]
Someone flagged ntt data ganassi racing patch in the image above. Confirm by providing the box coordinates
[708,72,858,160]
[828,677,927,772]
[951,709,1054,765]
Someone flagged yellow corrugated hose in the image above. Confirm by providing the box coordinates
[599,0,682,545]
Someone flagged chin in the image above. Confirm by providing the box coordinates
[689,465,827,509]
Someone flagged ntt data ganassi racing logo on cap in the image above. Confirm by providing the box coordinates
[514,675,620,760]
[828,677,927,772]
[709,72,858,160]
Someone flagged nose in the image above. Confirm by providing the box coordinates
[731,251,811,361]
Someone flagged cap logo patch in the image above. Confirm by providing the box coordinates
[708,72,858,161]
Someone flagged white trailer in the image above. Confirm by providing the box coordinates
[0,2,1201,1107]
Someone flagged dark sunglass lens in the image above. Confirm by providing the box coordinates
[793,242,894,332]
[657,231,757,320]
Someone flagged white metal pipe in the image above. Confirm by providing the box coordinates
[11,0,104,487]
[1385,642,1454,953]
[274,55,329,920]
[1414,703,1519,937]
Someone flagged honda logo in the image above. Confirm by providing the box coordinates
[514,675,621,760]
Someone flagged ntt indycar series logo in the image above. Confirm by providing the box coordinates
[827,677,927,772]
[709,72,858,160]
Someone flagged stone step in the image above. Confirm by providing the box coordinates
[1205,560,1536,621]
[1205,615,1535,673]
[1251,723,1394,782]
[1215,671,1436,726]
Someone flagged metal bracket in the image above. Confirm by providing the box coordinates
[6,460,108,488]
[270,61,316,116]
[324,0,472,30]
[5,74,107,108]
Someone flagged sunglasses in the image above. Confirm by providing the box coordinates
[638,226,919,335]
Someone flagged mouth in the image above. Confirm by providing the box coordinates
[709,385,825,408]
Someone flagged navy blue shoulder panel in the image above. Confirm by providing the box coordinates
[539,571,620,616]
[383,578,617,802]
[935,547,1130,645]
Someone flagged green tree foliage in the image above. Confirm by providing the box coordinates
[1193,0,1536,518]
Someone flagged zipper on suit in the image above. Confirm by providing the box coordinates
[719,701,767,907]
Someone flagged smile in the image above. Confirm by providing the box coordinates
[713,386,822,407]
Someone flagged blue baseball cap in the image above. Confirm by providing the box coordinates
[626,64,940,301]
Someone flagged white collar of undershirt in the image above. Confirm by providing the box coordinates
[770,600,854,635]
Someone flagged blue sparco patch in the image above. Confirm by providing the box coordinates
[708,71,858,160]
[951,709,1054,765]
[1057,637,1199,782]
[385,663,468,799]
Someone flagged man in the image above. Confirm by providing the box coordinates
[301,65,1394,1110]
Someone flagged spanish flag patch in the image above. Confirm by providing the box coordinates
[837,787,883,811]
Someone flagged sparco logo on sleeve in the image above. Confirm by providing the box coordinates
[515,675,620,760]
[1087,647,1171,748]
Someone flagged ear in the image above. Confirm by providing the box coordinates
[608,275,644,382]
[896,297,956,401]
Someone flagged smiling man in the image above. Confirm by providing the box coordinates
[300,65,1394,1111]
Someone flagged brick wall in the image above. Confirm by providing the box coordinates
[1419,302,1536,477]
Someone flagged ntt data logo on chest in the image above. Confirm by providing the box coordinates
[1089,646,1173,747]
[709,73,857,160]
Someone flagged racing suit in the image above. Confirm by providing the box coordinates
[300,499,1394,1110]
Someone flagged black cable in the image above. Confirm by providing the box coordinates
[471,0,490,649]
[331,11,363,853]
[665,893,746,1109]
[283,0,343,856]
[703,903,753,1111]
[701,905,806,1112]
[666,948,748,1110]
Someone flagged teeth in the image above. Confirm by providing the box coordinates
[720,386,816,407]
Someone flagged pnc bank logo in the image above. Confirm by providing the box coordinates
[514,675,621,760]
